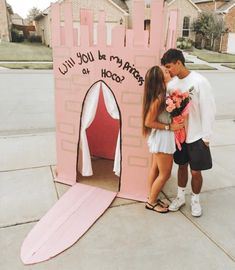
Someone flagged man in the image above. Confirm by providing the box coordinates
[161,49,216,217]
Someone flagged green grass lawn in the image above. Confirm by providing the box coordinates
[0,63,53,69]
[0,41,52,61]
[221,63,235,69]
[189,48,235,63]
[186,64,217,70]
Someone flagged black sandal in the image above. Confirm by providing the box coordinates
[157,199,169,208]
[146,197,169,208]
[145,202,169,214]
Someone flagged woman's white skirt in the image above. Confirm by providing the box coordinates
[147,129,176,154]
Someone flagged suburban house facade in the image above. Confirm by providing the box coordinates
[1,0,199,47]
[165,0,201,42]
[34,7,51,46]
[5,0,228,54]
[0,0,13,41]
[193,0,235,54]
[126,0,200,47]
[0,0,34,42]
[34,0,129,47]
[11,13,24,25]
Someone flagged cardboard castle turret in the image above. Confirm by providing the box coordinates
[21,0,178,264]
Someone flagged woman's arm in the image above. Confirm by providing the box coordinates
[145,99,168,130]
[145,99,184,131]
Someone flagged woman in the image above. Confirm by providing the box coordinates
[142,66,184,213]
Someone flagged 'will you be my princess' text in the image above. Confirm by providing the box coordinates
[58,50,144,86]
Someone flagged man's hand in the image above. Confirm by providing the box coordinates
[170,118,185,131]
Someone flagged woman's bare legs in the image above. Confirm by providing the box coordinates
[148,153,173,205]
[147,154,159,197]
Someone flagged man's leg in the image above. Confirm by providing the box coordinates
[178,163,189,188]
[168,164,188,211]
[169,142,189,212]
[190,170,203,217]
[187,139,211,217]
[191,170,202,194]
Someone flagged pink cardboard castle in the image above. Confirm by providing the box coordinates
[21,0,177,264]
[52,0,177,199]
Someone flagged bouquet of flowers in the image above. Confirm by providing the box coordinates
[166,87,193,150]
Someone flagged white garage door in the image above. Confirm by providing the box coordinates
[227,33,235,54]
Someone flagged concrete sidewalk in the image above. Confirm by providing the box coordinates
[1,118,235,270]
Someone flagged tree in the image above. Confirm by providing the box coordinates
[192,11,227,50]
[26,7,42,25]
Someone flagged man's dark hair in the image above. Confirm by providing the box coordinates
[161,49,185,66]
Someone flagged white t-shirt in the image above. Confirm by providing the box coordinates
[167,71,216,143]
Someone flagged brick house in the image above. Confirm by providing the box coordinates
[0,0,13,41]
[34,0,129,47]
[193,0,235,54]
[215,0,235,53]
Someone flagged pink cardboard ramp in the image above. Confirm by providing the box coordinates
[21,183,116,264]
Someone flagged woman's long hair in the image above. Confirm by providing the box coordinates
[142,66,167,137]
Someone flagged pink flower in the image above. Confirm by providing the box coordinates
[166,89,192,117]
[165,88,193,151]
[166,98,173,105]
[175,100,181,108]
[166,103,176,112]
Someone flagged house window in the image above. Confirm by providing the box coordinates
[182,16,190,37]
[144,19,150,31]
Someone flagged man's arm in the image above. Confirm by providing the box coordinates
[199,77,216,144]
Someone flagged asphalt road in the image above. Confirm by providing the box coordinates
[201,71,235,119]
[0,70,55,135]
[0,70,234,135]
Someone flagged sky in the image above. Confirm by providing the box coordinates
[6,0,57,19]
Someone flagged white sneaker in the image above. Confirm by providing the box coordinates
[168,197,185,211]
[191,200,202,217]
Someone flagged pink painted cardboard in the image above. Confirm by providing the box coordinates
[52,0,178,200]
[21,183,116,264]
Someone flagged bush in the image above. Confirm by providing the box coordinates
[11,29,24,42]
[28,35,42,43]
[176,37,194,50]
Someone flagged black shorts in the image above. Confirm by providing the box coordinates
[173,139,212,171]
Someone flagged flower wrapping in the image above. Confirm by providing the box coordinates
[166,87,193,150]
